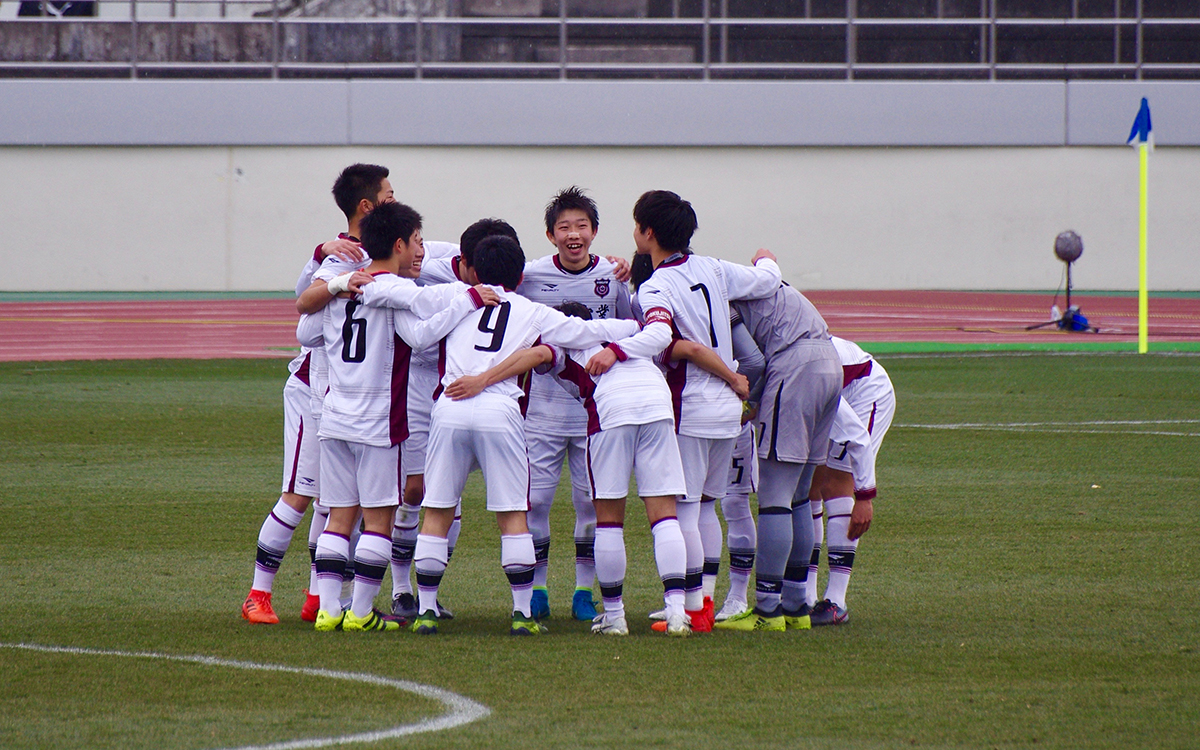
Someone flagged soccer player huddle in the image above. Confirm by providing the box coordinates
[240,163,895,637]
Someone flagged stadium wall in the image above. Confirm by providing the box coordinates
[2,80,1198,292]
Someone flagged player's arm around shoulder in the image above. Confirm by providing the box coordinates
[296,255,368,314]
[392,282,499,350]
[723,249,782,301]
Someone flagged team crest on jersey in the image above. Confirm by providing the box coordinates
[594,279,610,297]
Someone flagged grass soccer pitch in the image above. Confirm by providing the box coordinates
[1,353,1197,750]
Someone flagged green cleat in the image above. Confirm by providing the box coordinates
[713,607,786,632]
[410,610,439,635]
[510,612,544,636]
[784,603,812,630]
[343,607,404,632]
[314,608,344,632]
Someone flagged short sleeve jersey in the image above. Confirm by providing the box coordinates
[637,254,782,439]
[516,254,634,435]
[544,343,675,435]
[832,335,893,418]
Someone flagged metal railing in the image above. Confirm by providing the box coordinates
[2,2,1198,79]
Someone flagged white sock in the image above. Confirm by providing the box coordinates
[390,502,420,597]
[572,481,597,590]
[675,502,704,611]
[651,517,687,616]
[808,499,824,608]
[252,499,305,592]
[413,534,448,616]
[314,531,349,614]
[349,531,390,618]
[823,496,858,608]
[528,486,554,588]
[721,492,756,605]
[307,506,327,592]
[699,499,722,599]
[501,533,536,617]
[593,525,626,618]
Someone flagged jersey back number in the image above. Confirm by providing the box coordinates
[341,300,368,363]
[474,302,512,352]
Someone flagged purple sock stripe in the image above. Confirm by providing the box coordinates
[268,511,299,531]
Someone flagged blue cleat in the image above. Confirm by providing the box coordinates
[531,587,550,620]
[572,588,598,621]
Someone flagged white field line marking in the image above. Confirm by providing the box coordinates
[2,642,491,750]
[898,419,1200,438]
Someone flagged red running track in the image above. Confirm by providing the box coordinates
[1,292,1198,362]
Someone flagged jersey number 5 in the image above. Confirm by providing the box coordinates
[341,300,368,363]
[474,302,512,352]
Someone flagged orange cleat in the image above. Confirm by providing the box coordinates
[242,589,280,625]
[300,588,320,623]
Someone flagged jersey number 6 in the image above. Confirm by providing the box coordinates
[341,300,368,363]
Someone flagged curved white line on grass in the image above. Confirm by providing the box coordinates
[1,642,490,750]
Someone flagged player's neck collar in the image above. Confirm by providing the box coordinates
[553,254,598,275]
[659,252,688,268]
[339,232,360,243]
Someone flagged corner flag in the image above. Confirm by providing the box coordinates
[1129,97,1151,353]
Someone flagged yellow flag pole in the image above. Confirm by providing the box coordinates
[1138,142,1149,354]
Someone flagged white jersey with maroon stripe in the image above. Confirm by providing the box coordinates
[542,343,674,435]
[418,254,466,287]
[437,289,639,406]
[516,254,634,436]
[413,255,468,370]
[301,273,483,448]
[621,254,781,440]
[832,335,894,443]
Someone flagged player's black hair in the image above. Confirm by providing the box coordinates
[460,218,519,267]
[332,163,389,220]
[629,253,654,291]
[473,235,525,290]
[359,201,422,262]
[544,186,599,234]
[633,190,697,253]
[554,301,593,321]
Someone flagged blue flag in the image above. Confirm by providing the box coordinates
[1127,97,1152,147]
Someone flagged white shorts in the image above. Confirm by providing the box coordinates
[676,434,736,503]
[282,374,320,498]
[586,420,687,500]
[424,394,529,513]
[318,438,401,509]
[401,364,439,478]
[526,430,588,491]
[727,422,758,495]
[827,389,895,473]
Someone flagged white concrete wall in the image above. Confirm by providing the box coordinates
[2,79,1196,291]
[2,143,1195,291]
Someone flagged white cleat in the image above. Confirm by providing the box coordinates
[648,607,666,621]
[715,598,749,622]
[591,612,630,636]
[665,611,691,637]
